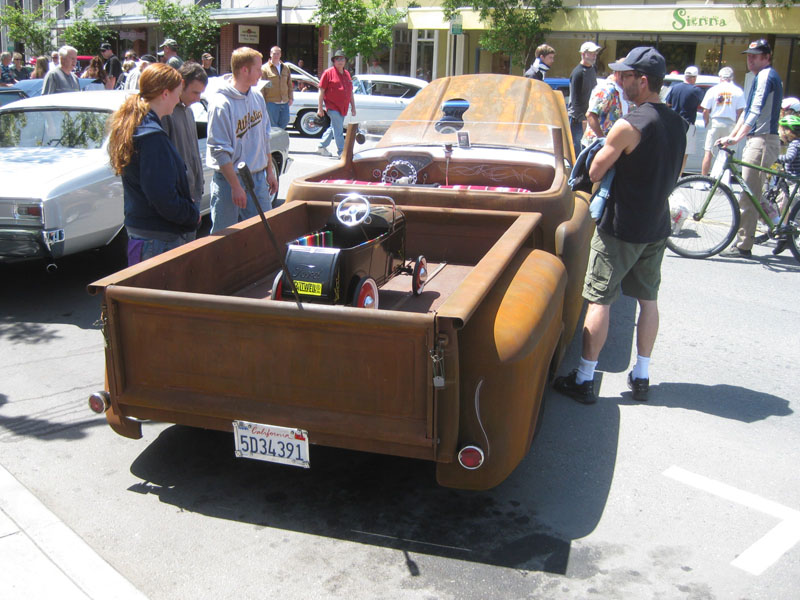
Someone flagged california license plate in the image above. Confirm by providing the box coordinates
[233,420,310,468]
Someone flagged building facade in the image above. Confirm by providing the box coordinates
[2,0,797,96]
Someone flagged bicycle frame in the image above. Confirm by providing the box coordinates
[705,148,800,232]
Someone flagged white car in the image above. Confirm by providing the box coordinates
[0,90,291,268]
[283,62,428,137]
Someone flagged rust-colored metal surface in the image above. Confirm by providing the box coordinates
[436,249,566,490]
[379,75,571,157]
[90,203,555,479]
[90,74,594,489]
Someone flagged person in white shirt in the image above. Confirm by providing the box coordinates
[700,66,746,175]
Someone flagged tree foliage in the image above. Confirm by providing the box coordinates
[441,0,563,68]
[142,0,223,62]
[0,0,56,56]
[61,3,117,56]
[312,0,407,66]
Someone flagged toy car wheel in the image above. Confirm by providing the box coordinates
[412,255,427,296]
[353,276,379,309]
[271,270,284,300]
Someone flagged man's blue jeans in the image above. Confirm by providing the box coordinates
[267,102,290,129]
[210,169,269,234]
[319,109,345,156]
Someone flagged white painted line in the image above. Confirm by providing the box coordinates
[0,464,148,600]
[664,465,800,576]
[731,519,800,575]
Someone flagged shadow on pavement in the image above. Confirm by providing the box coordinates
[0,393,107,441]
[619,382,792,422]
[127,317,624,578]
[0,252,109,339]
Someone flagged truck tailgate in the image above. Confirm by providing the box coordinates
[103,286,437,459]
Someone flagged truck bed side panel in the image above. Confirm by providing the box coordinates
[104,288,437,459]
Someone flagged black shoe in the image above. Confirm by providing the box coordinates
[553,370,596,404]
[753,233,769,245]
[722,245,752,257]
[773,238,788,255]
[627,372,649,402]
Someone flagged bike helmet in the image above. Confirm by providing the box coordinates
[779,114,800,132]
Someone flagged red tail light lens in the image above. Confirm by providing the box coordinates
[458,445,485,470]
[88,391,110,414]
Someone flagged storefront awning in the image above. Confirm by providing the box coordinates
[407,5,800,35]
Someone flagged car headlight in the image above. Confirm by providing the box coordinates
[14,201,44,225]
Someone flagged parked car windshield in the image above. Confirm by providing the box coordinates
[0,109,110,149]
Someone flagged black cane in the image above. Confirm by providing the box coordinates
[237,162,303,310]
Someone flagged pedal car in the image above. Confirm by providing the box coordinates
[271,192,427,308]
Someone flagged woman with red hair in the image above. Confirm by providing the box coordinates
[108,63,199,265]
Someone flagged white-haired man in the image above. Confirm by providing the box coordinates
[42,46,79,95]
[700,67,745,175]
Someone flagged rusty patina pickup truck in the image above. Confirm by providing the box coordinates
[88,74,593,490]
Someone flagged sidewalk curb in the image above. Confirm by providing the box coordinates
[0,464,148,600]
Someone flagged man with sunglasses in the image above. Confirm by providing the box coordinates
[718,39,783,257]
[554,47,686,404]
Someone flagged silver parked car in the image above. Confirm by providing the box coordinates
[0,90,291,267]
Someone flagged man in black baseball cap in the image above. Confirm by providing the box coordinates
[553,46,686,405]
[742,39,771,55]
[718,38,783,256]
[100,42,122,89]
[607,46,666,80]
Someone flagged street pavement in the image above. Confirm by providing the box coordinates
[1,131,799,599]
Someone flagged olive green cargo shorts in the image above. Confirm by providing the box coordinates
[582,229,667,305]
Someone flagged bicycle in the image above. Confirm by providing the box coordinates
[666,146,800,262]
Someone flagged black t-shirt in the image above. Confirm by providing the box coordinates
[204,66,218,78]
[598,102,687,243]
[665,82,704,122]
[104,55,122,83]
[568,63,596,120]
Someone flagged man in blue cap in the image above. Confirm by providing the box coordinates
[719,39,783,257]
[553,47,687,404]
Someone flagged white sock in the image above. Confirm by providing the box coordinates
[632,355,650,380]
[575,357,597,384]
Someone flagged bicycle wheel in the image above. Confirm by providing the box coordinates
[666,175,740,258]
[787,200,800,263]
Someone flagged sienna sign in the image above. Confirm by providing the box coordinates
[672,8,727,31]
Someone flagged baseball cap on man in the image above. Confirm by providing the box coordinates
[718,66,734,80]
[684,66,699,77]
[781,97,800,113]
[100,43,112,52]
[202,53,214,60]
[742,39,771,55]
[140,54,157,63]
[159,38,178,50]
[608,47,666,79]
[579,41,602,54]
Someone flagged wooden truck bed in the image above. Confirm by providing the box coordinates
[89,201,567,489]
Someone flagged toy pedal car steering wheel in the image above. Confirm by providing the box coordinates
[336,192,371,226]
[381,159,418,184]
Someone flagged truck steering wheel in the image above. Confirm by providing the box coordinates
[336,193,371,226]
[381,159,418,184]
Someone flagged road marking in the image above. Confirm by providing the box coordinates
[664,465,800,575]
